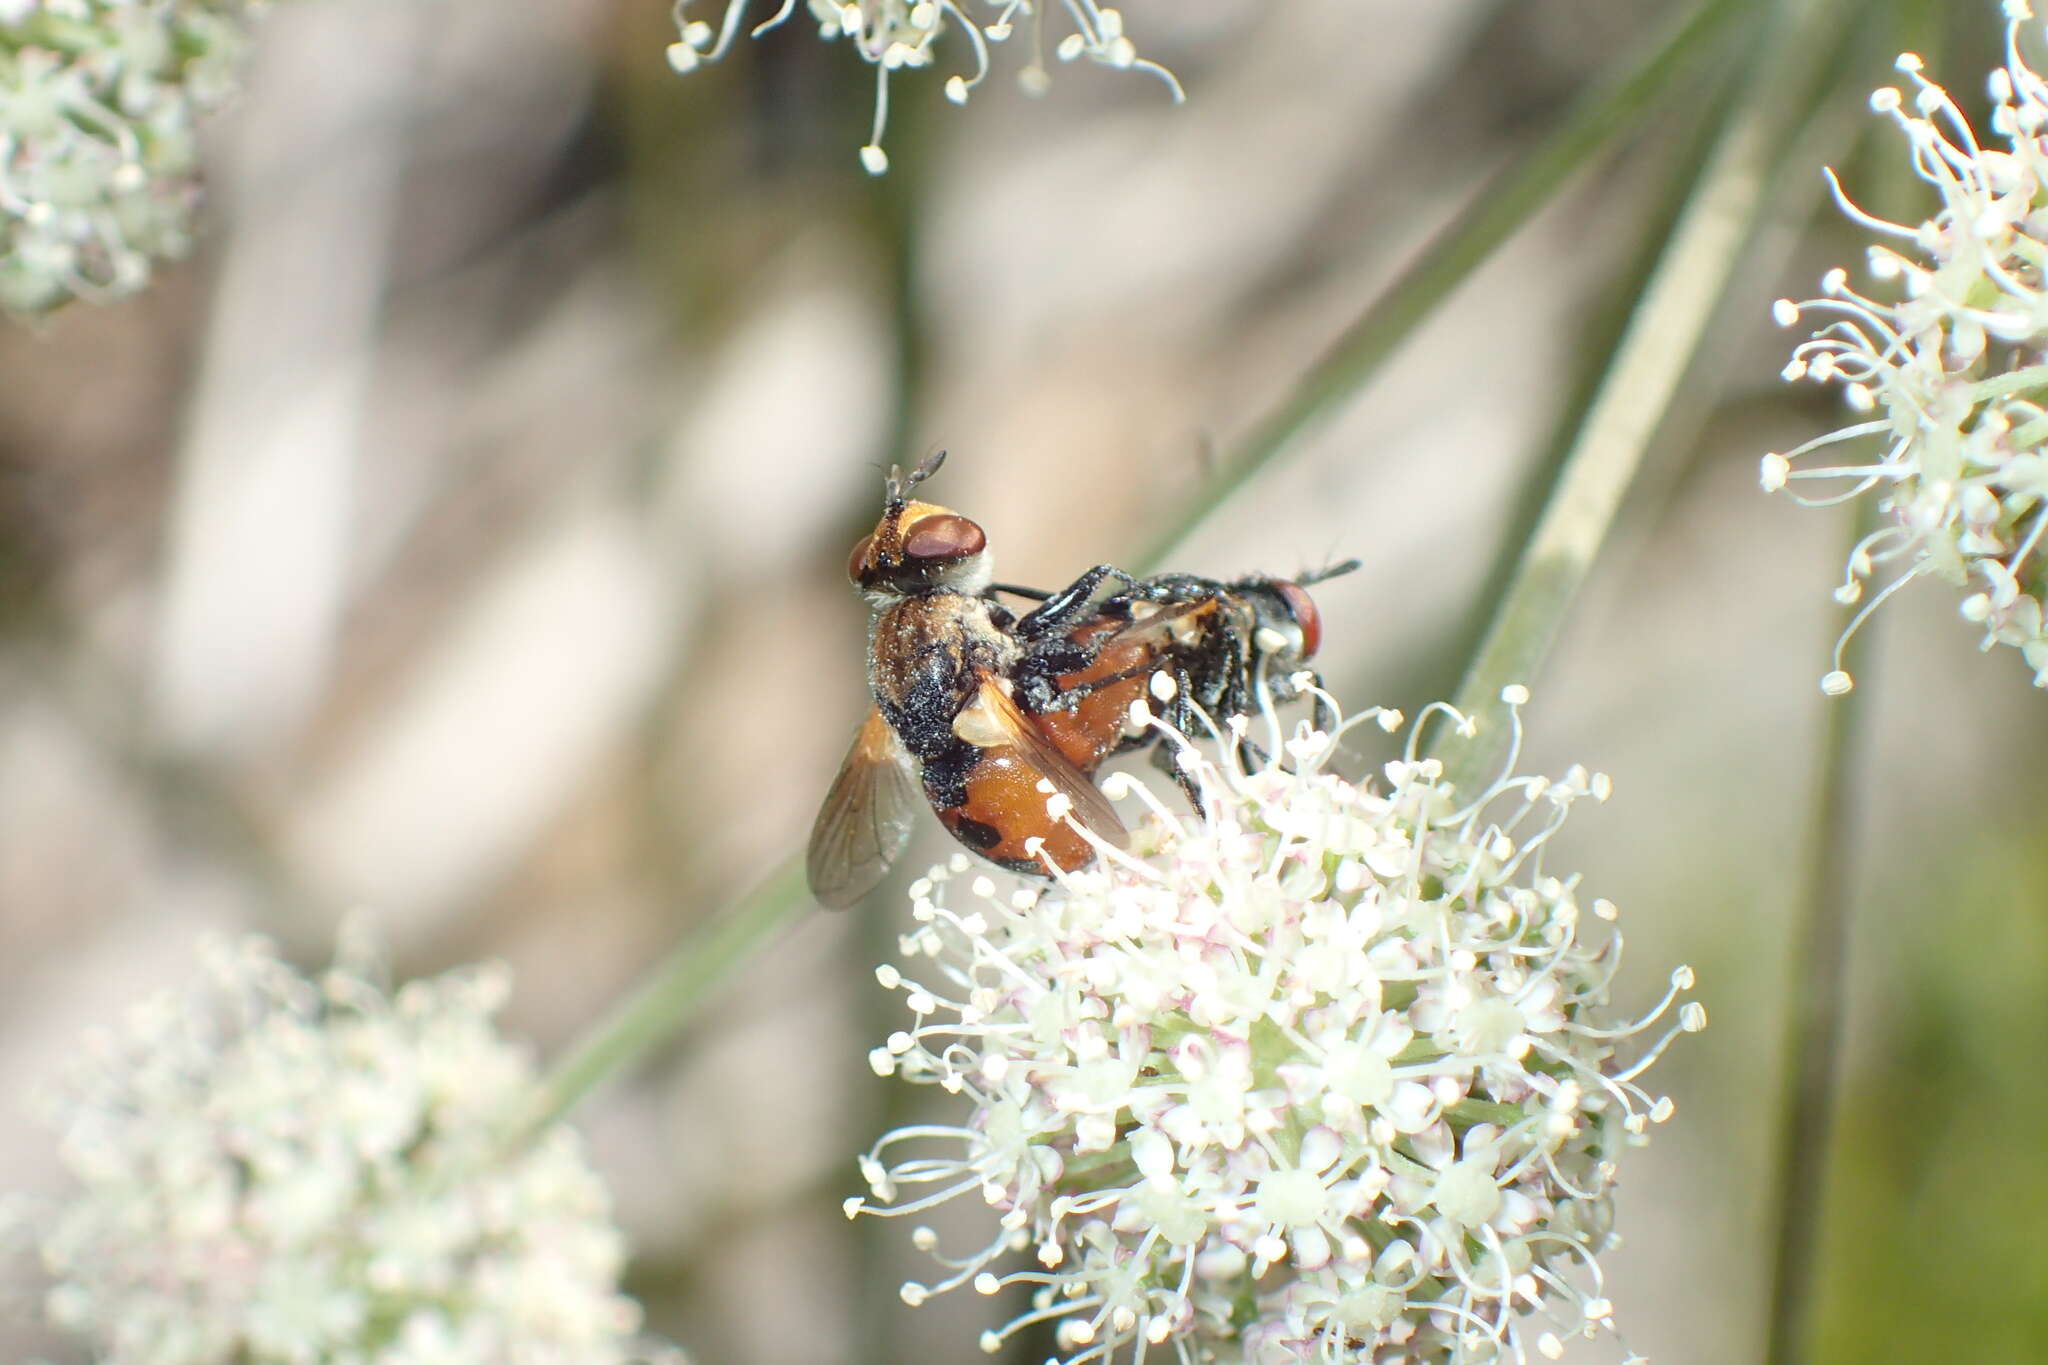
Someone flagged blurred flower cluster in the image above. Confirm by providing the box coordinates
[850,686,1702,1364]
[0,0,264,317]
[1768,2,2048,693]
[28,925,663,1365]
[665,0,1182,173]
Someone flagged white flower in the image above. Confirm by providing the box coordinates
[1769,3,2048,693]
[0,0,267,317]
[665,0,1182,173]
[848,685,1704,1364]
[31,923,664,1365]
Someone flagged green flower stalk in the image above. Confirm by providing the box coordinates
[1768,0,2048,693]
[0,0,266,316]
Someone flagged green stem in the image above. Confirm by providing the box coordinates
[1759,0,1920,1344]
[526,105,938,1140]
[518,855,808,1136]
[1137,0,1751,568]
[2004,409,2048,451]
[1966,360,2048,404]
[1432,0,1854,790]
[1761,503,1874,1365]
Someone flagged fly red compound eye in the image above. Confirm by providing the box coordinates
[846,534,874,582]
[903,514,986,562]
[1274,580,1321,659]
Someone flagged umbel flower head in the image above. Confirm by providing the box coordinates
[1767,1,2048,694]
[665,0,1183,174]
[849,682,1704,1364]
[0,0,267,317]
[33,924,656,1365]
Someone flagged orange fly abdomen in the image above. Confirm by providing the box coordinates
[937,746,1099,873]
[1031,619,1157,774]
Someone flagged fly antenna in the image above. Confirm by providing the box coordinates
[907,448,947,490]
[884,448,947,507]
[1300,557,1361,587]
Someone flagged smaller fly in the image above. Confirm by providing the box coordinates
[806,452,1129,909]
[1006,562,1358,805]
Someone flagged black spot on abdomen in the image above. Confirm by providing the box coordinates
[948,815,1002,851]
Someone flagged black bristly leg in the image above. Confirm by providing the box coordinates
[1013,564,1142,641]
[1123,571,1221,606]
[1209,650,1278,777]
[1019,653,1165,717]
[1010,640,1093,714]
[987,582,1054,602]
[1147,740,1200,814]
[1005,563,1148,714]
[1137,665,1215,814]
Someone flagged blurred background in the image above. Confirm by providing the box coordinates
[2,0,2045,1359]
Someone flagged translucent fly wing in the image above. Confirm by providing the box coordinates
[955,675,1130,852]
[807,708,920,909]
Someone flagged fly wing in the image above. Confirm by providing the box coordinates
[1093,596,1214,652]
[807,708,921,909]
[955,674,1130,851]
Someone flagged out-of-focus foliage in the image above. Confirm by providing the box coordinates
[1812,835,2048,1361]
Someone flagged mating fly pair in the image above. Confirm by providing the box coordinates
[806,451,1355,909]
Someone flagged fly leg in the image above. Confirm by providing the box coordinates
[1139,665,1218,815]
[1007,564,1145,715]
[1012,564,1143,641]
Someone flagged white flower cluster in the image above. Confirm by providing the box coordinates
[665,0,1182,173]
[34,927,656,1365]
[1767,1,2048,694]
[0,0,265,317]
[849,686,1703,1364]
